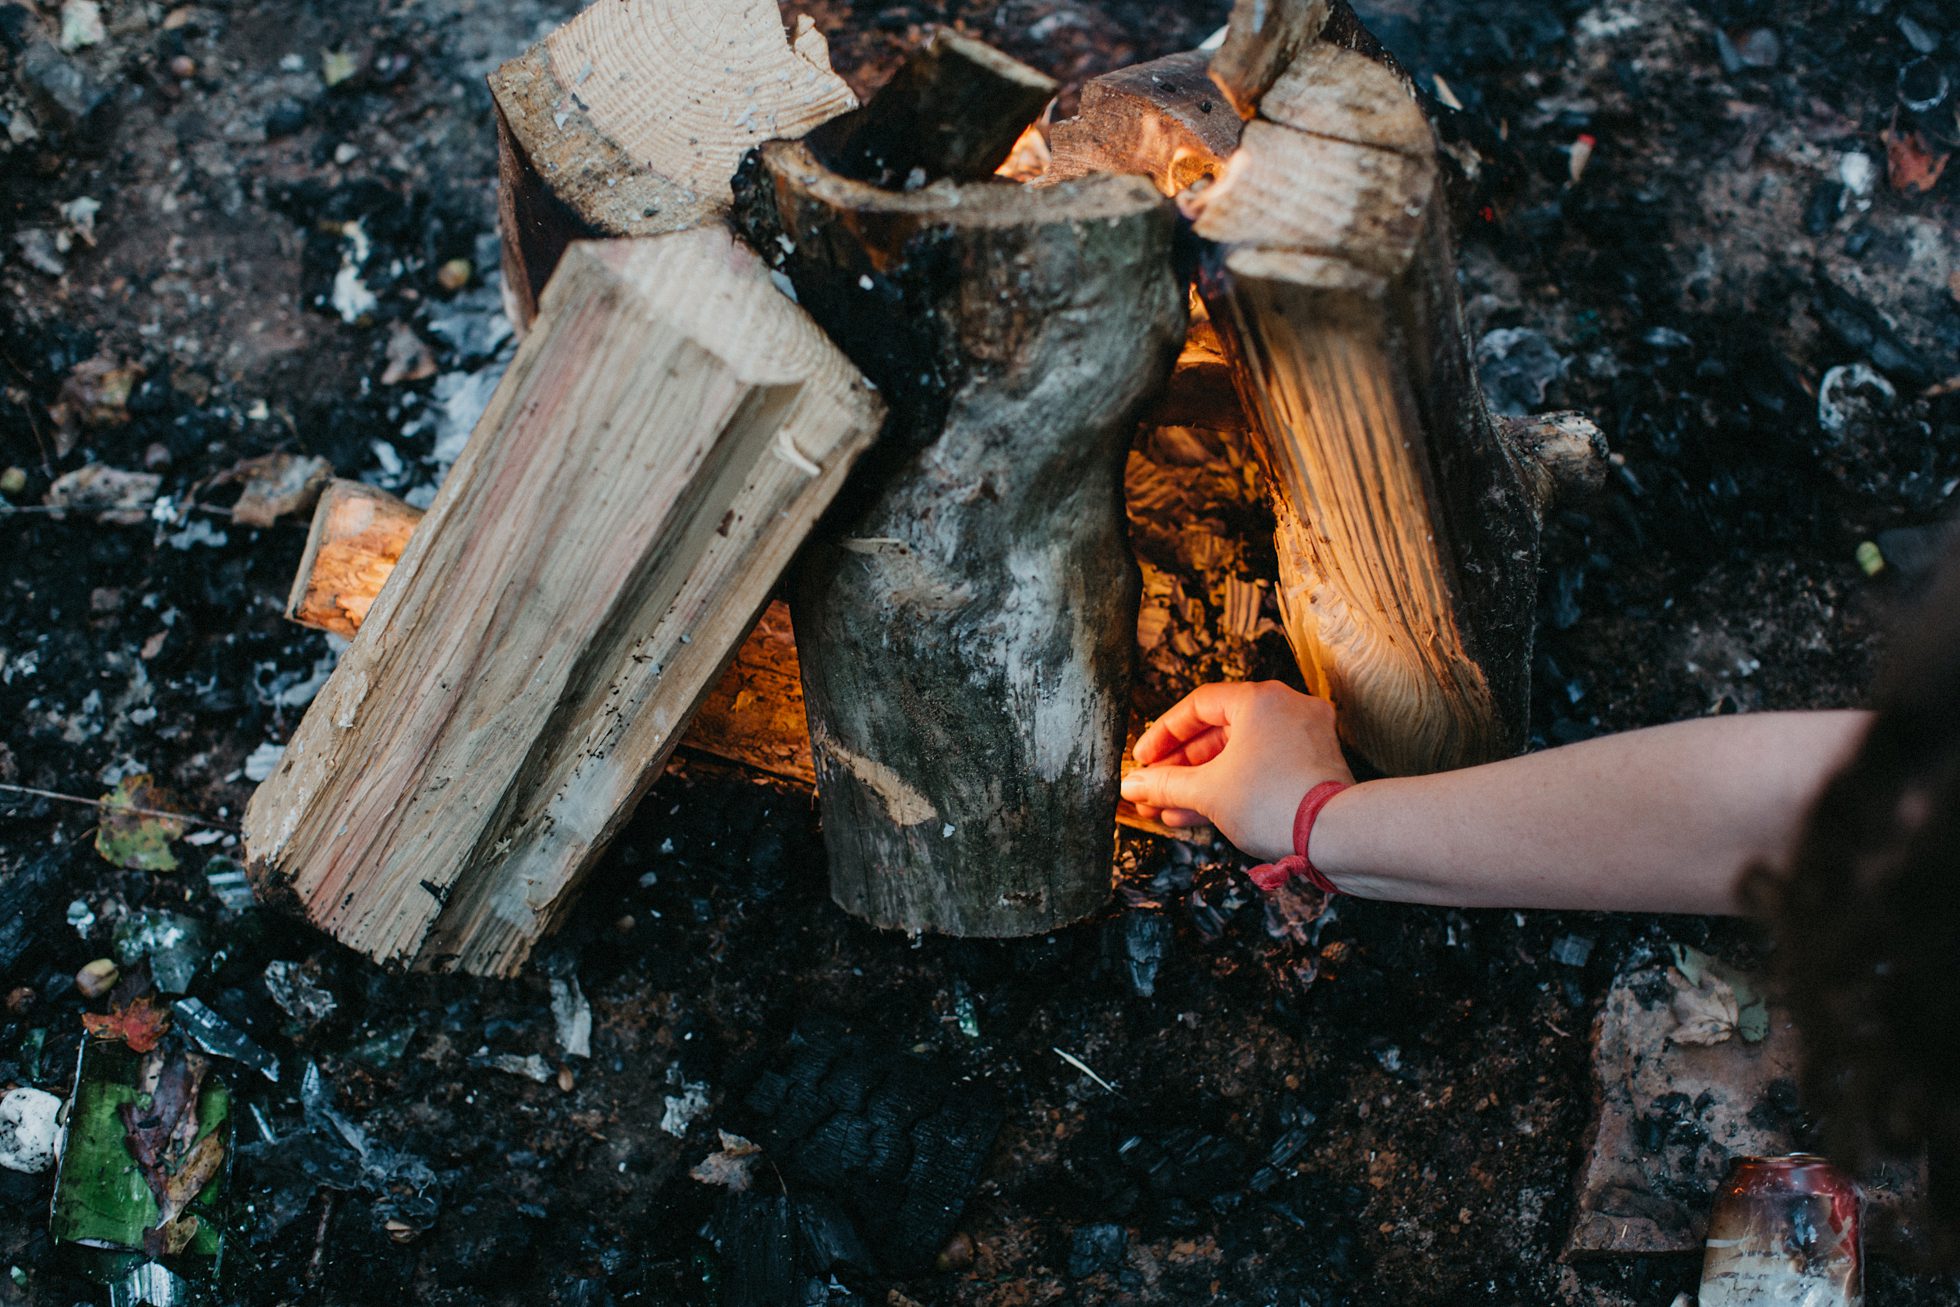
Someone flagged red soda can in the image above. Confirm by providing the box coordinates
[1699,1154,1862,1307]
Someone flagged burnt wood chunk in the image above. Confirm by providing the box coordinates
[1044,51,1243,195]
[243,228,883,976]
[741,1021,1004,1269]
[804,30,1056,186]
[735,131,1183,936]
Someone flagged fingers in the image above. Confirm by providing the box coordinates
[1119,761,1210,814]
[1158,807,1208,828]
[1134,682,1261,764]
[1150,724,1226,768]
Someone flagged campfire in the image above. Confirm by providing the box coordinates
[242,0,1603,978]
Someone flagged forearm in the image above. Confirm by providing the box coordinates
[1310,711,1871,915]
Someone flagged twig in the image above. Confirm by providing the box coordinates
[0,782,240,832]
[1052,1045,1120,1095]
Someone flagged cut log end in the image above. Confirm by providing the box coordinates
[489,0,857,329]
[1044,51,1243,196]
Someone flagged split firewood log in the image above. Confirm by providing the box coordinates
[734,38,1185,936]
[489,0,857,329]
[243,228,883,975]
[1187,37,1604,774]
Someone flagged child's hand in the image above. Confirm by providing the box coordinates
[1121,681,1353,861]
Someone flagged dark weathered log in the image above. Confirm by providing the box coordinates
[1188,39,1603,774]
[1207,0,1330,119]
[803,29,1056,187]
[735,138,1183,936]
[488,0,857,329]
[1044,51,1242,194]
[243,228,883,975]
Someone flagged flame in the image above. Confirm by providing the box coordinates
[994,122,1052,183]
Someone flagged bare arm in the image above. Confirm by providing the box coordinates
[1119,682,1869,915]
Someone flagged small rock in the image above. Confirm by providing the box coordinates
[74,957,118,998]
[436,258,473,292]
[0,1088,63,1174]
[1550,934,1594,967]
[167,54,195,79]
[57,0,103,52]
[264,98,307,138]
[19,38,109,129]
[1067,1222,1128,1278]
[935,1231,976,1273]
[12,229,65,278]
[0,467,27,499]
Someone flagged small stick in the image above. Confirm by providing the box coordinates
[0,782,240,832]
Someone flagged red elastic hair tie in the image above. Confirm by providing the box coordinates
[1246,780,1349,895]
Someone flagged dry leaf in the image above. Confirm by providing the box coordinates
[223,452,332,528]
[95,774,185,871]
[689,1131,762,1191]
[155,1129,226,1225]
[1884,127,1950,195]
[82,997,172,1053]
[1669,971,1740,1046]
[46,464,161,526]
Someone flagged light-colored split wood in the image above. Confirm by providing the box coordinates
[1207,0,1330,120]
[490,0,857,327]
[244,227,882,975]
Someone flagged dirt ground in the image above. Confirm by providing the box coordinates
[3,0,1958,1302]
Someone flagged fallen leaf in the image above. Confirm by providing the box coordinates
[1669,970,1740,1046]
[689,1130,762,1191]
[155,1129,226,1225]
[95,774,185,871]
[221,452,332,528]
[46,464,160,525]
[380,322,437,385]
[82,997,171,1053]
[1884,127,1950,195]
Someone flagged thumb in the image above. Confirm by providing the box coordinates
[1120,762,1213,815]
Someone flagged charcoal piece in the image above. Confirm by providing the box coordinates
[1812,280,1936,389]
[0,848,67,973]
[712,1192,867,1307]
[1113,912,1172,997]
[740,1021,1003,1269]
[1117,1127,1248,1199]
[1067,1222,1129,1278]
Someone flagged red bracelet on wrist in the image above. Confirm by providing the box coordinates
[1246,780,1349,895]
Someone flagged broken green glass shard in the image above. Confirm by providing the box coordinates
[51,1038,230,1294]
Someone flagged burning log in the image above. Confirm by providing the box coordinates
[1042,51,1241,194]
[1186,37,1604,774]
[489,0,857,329]
[243,228,883,975]
[735,40,1185,936]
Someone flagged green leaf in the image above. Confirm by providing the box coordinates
[94,775,184,872]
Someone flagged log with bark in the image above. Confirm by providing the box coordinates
[489,0,857,329]
[734,39,1185,936]
[243,227,883,975]
[1185,32,1603,775]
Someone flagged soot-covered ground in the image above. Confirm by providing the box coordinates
[3,0,1958,1302]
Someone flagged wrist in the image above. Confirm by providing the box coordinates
[1302,779,1383,898]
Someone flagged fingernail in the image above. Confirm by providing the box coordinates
[1119,773,1142,797]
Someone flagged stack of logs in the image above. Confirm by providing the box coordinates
[243,0,1602,977]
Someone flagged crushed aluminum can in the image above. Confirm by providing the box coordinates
[1699,1153,1862,1307]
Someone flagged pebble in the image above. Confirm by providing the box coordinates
[264,98,307,139]
[436,257,473,292]
[168,55,197,80]
[75,957,118,998]
[0,467,26,498]
[0,1088,63,1175]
